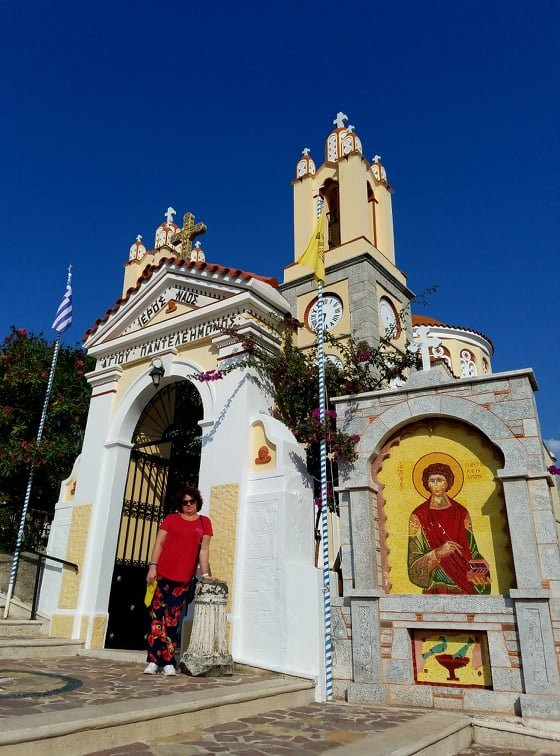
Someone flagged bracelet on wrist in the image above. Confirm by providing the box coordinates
[148,562,157,567]
[202,573,209,577]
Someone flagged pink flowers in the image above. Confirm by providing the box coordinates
[549,465,560,476]
[16,328,27,339]
[194,370,224,382]
[355,347,372,362]
[311,408,337,420]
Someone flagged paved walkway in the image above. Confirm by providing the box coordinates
[0,655,554,755]
[86,701,547,755]
[0,655,274,718]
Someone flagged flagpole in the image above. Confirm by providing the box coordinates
[3,266,72,618]
[314,197,333,701]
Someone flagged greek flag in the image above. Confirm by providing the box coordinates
[52,278,73,333]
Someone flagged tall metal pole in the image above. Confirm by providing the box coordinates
[3,337,62,617]
[3,266,71,618]
[315,196,333,701]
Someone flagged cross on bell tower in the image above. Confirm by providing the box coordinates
[171,212,207,260]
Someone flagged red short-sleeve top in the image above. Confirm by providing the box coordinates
[157,513,213,583]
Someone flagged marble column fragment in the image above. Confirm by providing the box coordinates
[180,580,233,677]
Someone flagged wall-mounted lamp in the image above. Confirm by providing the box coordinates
[149,358,165,387]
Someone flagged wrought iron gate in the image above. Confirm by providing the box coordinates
[106,380,202,649]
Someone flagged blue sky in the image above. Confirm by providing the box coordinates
[1,1,558,449]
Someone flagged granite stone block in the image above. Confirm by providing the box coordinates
[529,478,555,510]
[347,682,388,704]
[468,614,517,624]
[379,594,510,614]
[383,659,413,684]
[491,666,523,692]
[469,406,511,439]
[520,693,560,719]
[538,544,560,580]
[533,511,558,544]
[523,419,539,437]
[407,395,442,417]
[491,399,535,422]
[549,598,560,621]
[502,481,541,586]
[505,640,521,652]
[439,384,474,396]
[389,684,433,708]
[433,696,464,710]
[332,607,349,640]
[439,396,476,423]
[462,688,519,714]
[333,679,349,700]
[516,600,560,692]
[332,638,353,679]
[486,631,511,667]
[472,392,505,405]
[498,440,528,475]
[379,401,412,429]
[391,627,411,659]
[472,379,511,394]
[510,377,533,399]
[351,600,381,681]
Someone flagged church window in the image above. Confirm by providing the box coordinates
[430,344,452,371]
[460,349,477,377]
[367,182,377,248]
[322,179,340,248]
[482,357,490,374]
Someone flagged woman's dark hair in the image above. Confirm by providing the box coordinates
[175,486,203,512]
[422,463,454,491]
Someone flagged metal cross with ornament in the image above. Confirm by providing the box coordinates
[171,212,207,259]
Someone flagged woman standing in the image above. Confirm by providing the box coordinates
[144,486,213,675]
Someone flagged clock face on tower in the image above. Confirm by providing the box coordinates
[379,297,400,337]
[306,294,343,332]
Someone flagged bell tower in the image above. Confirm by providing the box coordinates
[281,114,414,357]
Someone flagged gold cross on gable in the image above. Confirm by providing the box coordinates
[171,212,207,259]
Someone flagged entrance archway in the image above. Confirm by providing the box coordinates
[106,379,203,649]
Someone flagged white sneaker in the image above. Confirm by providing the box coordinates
[162,664,176,676]
[143,662,158,675]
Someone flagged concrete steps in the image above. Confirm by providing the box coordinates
[0,617,83,659]
[0,676,315,755]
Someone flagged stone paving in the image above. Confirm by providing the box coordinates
[0,656,273,718]
[0,656,551,755]
[87,702,546,755]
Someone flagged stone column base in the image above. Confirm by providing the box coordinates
[180,580,233,677]
[520,693,560,720]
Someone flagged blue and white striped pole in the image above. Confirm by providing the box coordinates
[315,196,333,701]
[3,266,72,618]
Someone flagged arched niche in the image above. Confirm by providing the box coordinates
[371,418,515,596]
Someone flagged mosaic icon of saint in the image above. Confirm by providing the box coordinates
[407,462,491,594]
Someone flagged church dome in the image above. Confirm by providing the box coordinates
[412,314,494,378]
[154,207,179,249]
[326,112,363,163]
[129,234,147,262]
[295,148,316,179]
[190,240,206,263]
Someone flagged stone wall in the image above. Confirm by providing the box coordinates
[331,367,560,718]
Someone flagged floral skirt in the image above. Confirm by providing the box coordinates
[146,576,189,667]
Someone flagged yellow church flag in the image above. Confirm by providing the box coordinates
[297,207,326,283]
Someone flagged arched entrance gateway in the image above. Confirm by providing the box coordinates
[106,380,203,649]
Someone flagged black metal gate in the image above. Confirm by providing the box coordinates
[106,380,203,649]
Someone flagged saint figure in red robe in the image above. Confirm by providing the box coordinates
[407,463,491,594]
